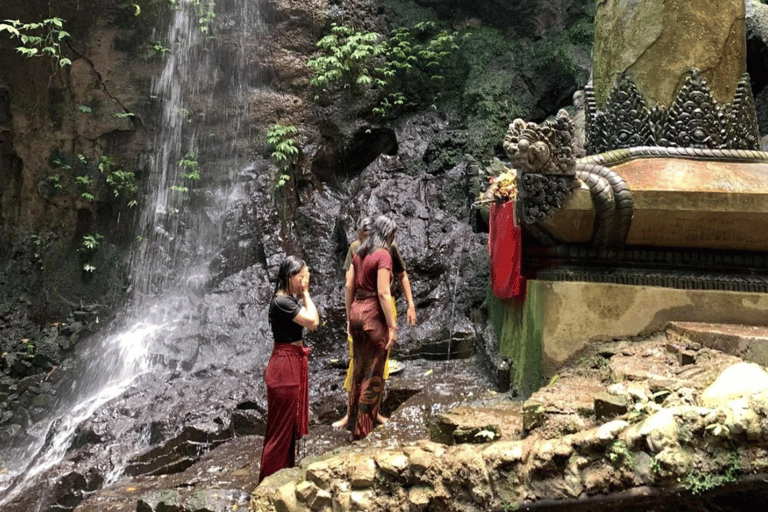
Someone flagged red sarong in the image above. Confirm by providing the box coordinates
[489,200,526,300]
[258,343,310,483]
[347,295,389,440]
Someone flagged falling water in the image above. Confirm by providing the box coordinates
[0,0,266,503]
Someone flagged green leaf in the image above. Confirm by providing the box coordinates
[0,24,20,37]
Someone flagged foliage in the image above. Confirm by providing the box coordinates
[51,152,139,208]
[46,174,63,191]
[683,453,740,495]
[605,440,634,469]
[191,0,217,34]
[139,41,171,60]
[99,156,138,206]
[75,174,94,202]
[372,22,458,117]
[170,151,201,198]
[0,18,72,68]
[266,124,299,189]
[307,22,459,118]
[19,339,35,360]
[79,233,104,272]
[307,24,385,92]
[31,234,45,270]
[179,151,201,180]
[130,0,216,34]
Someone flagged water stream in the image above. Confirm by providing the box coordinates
[0,0,265,503]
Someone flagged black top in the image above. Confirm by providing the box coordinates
[269,294,303,344]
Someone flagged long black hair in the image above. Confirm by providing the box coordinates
[356,216,373,241]
[357,215,396,259]
[274,255,306,296]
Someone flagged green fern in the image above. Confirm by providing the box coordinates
[267,124,299,189]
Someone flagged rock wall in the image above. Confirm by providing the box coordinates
[0,0,595,382]
[0,1,591,509]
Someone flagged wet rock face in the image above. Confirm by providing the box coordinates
[2,0,585,509]
[1,368,267,511]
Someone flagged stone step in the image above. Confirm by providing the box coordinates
[666,321,768,367]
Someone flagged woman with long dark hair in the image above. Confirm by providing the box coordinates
[345,215,398,439]
[259,255,319,483]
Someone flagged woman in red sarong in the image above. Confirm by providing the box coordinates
[345,215,398,440]
[258,255,319,483]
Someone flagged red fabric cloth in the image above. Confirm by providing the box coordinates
[347,248,392,440]
[258,343,310,483]
[489,200,526,300]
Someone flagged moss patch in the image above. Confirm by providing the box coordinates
[487,282,543,397]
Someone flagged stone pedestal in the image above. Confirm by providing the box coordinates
[514,280,768,379]
[544,156,768,251]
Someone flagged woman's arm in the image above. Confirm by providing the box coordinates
[293,290,319,330]
[398,271,416,326]
[345,264,355,332]
[378,267,397,349]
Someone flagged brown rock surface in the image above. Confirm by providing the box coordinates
[249,330,768,512]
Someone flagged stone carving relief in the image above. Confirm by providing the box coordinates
[503,110,633,248]
[503,111,578,225]
[585,69,761,154]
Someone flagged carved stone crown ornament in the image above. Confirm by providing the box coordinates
[585,69,761,155]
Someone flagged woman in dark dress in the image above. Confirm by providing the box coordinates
[259,256,319,483]
[344,215,398,439]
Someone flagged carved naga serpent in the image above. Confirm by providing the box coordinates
[503,110,768,249]
[504,109,634,248]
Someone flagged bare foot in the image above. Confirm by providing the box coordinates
[332,415,348,429]
[377,414,388,425]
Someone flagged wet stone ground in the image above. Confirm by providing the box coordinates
[17,324,768,512]
[72,357,499,512]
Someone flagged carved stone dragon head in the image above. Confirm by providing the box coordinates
[503,109,576,175]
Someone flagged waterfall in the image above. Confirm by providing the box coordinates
[0,0,266,503]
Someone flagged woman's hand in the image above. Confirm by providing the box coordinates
[386,325,397,350]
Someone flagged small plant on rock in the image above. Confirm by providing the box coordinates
[31,234,45,270]
[79,233,104,272]
[99,156,138,206]
[266,124,299,189]
[0,17,72,69]
[75,174,94,202]
[307,24,385,94]
[683,453,740,495]
[171,151,201,198]
[606,440,634,469]
[307,21,458,119]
